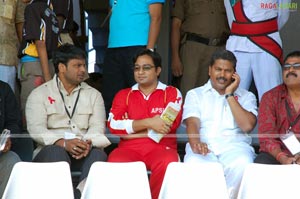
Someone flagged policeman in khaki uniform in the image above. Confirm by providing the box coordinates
[171,0,230,98]
[0,0,26,91]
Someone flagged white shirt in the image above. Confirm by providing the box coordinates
[224,0,290,53]
[182,80,257,154]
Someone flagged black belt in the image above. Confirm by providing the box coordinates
[186,33,227,46]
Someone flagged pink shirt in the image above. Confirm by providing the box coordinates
[258,84,300,155]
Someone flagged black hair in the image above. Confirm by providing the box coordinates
[210,49,237,70]
[132,49,162,68]
[284,51,300,63]
[72,21,79,33]
[84,72,103,92]
[52,44,86,73]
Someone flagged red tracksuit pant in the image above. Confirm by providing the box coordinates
[108,140,179,199]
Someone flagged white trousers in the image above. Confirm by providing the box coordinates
[184,142,256,199]
[233,51,282,101]
[0,65,16,92]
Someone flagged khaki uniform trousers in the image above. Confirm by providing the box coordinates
[180,40,225,98]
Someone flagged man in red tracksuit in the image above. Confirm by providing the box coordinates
[107,49,183,199]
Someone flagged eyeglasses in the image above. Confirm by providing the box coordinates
[133,64,155,72]
[282,63,300,70]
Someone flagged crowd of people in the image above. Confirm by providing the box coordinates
[0,0,298,199]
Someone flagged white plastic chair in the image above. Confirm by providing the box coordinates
[81,161,151,199]
[237,163,300,199]
[2,161,74,199]
[158,162,229,199]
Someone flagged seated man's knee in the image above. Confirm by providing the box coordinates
[1,151,21,166]
[89,148,107,161]
[34,145,69,162]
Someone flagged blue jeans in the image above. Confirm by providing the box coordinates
[0,151,21,196]
[0,65,16,92]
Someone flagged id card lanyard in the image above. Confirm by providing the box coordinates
[56,76,81,125]
[285,100,300,132]
[282,100,300,155]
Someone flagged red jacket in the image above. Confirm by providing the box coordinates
[108,82,183,149]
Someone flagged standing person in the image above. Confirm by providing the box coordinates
[224,0,290,101]
[255,51,300,164]
[102,0,165,115]
[183,50,257,198]
[19,0,60,124]
[52,0,74,44]
[0,0,26,91]
[25,44,111,198]
[69,21,83,49]
[171,0,230,97]
[107,49,183,199]
[0,80,22,197]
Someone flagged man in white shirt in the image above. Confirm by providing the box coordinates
[224,0,290,101]
[182,49,257,198]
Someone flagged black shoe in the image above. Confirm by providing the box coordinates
[74,188,81,199]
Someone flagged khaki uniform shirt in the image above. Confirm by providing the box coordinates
[0,0,25,66]
[172,0,229,38]
[26,75,111,156]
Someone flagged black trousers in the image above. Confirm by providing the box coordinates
[254,152,281,164]
[102,46,145,117]
[33,145,107,181]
